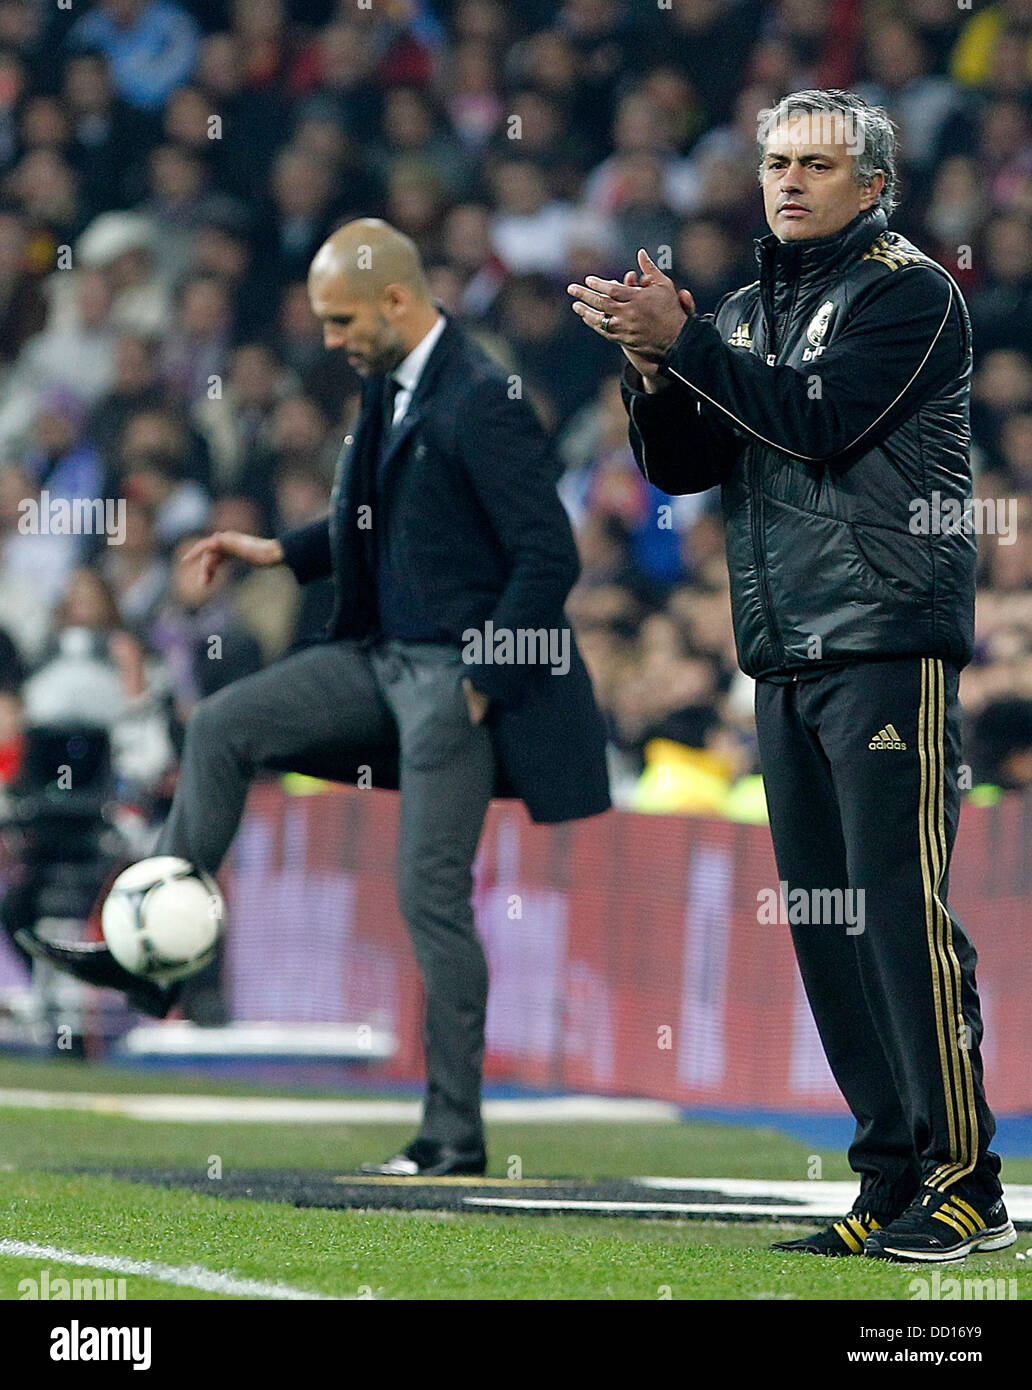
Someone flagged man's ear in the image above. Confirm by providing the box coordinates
[382,282,408,318]
[860,170,885,209]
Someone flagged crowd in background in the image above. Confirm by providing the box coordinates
[2,0,1032,822]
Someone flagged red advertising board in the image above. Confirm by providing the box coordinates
[224,784,1032,1113]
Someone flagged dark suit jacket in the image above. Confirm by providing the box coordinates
[279,314,610,824]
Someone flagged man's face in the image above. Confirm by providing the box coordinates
[761,113,883,242]
[308,274,406,376]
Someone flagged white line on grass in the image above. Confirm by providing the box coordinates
[0,1239,343,1300]
[0,1088,680,1125]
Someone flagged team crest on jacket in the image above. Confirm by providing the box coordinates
[806,300,835,347]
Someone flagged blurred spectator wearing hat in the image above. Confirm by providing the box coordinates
[75,210,170,336]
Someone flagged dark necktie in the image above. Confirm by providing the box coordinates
[382,375,401,439]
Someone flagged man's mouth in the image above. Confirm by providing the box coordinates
[779,203,810,216]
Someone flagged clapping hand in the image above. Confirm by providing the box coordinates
[568,248,695,379]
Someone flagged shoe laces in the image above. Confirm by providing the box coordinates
[887,1187,945,1233]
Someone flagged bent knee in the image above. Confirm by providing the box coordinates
[185,685,242,748]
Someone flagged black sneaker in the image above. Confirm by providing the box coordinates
[771,1209,887,1257]
[863,1186,1016,1263]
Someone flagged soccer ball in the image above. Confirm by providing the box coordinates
[101,857,224,983]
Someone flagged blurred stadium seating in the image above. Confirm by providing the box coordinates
[1,0,1032,1046]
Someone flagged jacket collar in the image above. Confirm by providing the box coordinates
[390,311,447,398]
[363,305,458,417]
[368,308,460,473]
[755,206,887,293]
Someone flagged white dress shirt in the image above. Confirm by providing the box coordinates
[389,313,446,427]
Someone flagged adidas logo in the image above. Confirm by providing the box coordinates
[869,723,907,750]
[728,323,753,348]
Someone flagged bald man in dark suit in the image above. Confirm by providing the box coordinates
[31,219,610,1176]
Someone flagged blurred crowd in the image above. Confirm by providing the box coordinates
[2,0,1032,822]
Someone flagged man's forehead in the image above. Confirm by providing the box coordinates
[309,272,364,310]
[763,113,854,158]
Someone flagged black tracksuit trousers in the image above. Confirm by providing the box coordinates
[754,655,1003,1219]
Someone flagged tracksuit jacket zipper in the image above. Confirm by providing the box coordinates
[751,267,799,670]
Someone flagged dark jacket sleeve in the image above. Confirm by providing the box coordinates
[456,377,580,705]
[622,362,743,495]
[279,516,332,585]
[660,264,966,466]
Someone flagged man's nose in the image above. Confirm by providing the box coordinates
[780,162,805,189]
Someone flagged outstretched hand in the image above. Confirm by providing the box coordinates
[567,249,695,372]
[180,530,285,587]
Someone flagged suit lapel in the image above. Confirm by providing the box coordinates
[334,380,382,573]
[379,404,424,474]
[377,315,460,478]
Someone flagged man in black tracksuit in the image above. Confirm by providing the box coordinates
[568,90,1015,1262]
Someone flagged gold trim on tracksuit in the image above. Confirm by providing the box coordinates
[917,658,979,1192]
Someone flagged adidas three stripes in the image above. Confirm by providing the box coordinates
[755,656,1003,1218]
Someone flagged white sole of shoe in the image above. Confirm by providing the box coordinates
[871,1220,1017,1263]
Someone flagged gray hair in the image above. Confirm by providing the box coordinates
[756,89,898,213]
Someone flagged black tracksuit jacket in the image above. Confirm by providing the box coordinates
[622,206,976,680]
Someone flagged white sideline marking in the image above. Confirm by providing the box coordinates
[0,1089,680,1125]
[119,1021,396,1061]
[466,1179,1032,1225]
[465,1198,714,1215]
[639,1177,1032,1224]
[0,1239,341,1300]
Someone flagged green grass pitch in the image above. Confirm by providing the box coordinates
[1,1057,1030,1301]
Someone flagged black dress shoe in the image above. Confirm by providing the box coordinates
[15,931,181,1019]
[360,1138,487,1177]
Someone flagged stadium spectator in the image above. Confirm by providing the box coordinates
[951,0,1032,90]
[256,145,339,294]
[119,405,210,543]
[26,387,103,506]
[147,526,263,721]
[98,496,169,632]
[969,211,1032,353]
[494,272,620,430]
[75,211,170,336]
[0,209,46,366]
[21,565,174,790]
[161,273,233,407]
[88,333,176,481]
[0,0,1025,822]
[62,49,156,221]
[66,0,200,114]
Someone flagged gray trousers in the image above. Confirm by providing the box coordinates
[155,638,496,1149]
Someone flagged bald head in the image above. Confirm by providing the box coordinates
[308,218,438,375]
[310,218,430,300]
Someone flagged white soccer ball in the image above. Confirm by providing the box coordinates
[101,857,224,983]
